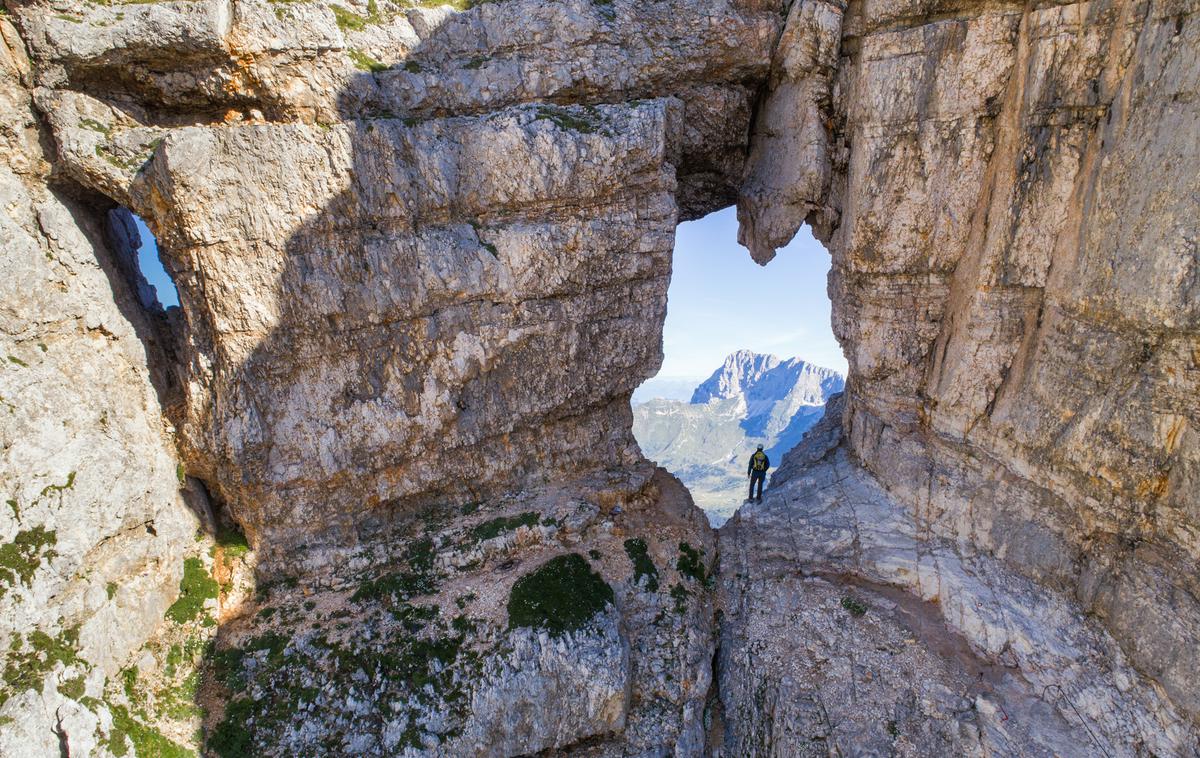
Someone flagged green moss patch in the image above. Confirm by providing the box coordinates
[507,553,613,636]
[164,557,218,624]
[57,674,86,700]
[0,526,58,597]
[670,583,689,614]
[208,696,255,758]
[108,702,193,758]
[533,105,603,134]
[623,538,659,591]
[210,632,289,691]
[351,536,438,603]
[204,610,480,755]
[214,524,250,559]
[79,117,112,135]
[331,3,369,31]
[470,511,538,542]
[676,542,708,585]
[39,471,75,497]
[348,48,388,73]
[841,595,867,617]
[1,625,80,707]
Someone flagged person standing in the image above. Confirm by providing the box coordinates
[747,444,770,502]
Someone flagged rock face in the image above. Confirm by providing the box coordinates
[734,0,1200,733]
[1,0,1198,754]
[14,0,782,563]
[633,351,843,521]
[719,403,1198,756]
[0,19,198,755]
[198,468,718,757]
[4,0,763,754]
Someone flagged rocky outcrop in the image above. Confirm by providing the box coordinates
[0,18,198,755]
[197,468,717,756]
[719,406,1198,756]
[4,0,759,753]
[735,0,1200,735]
[12,0,783,564]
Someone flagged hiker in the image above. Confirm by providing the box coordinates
[747,444,769,502]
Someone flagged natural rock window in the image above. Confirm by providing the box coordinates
[106,208,178,313]
[632,207,846,525]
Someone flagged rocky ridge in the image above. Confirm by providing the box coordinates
[736,0,1200,731]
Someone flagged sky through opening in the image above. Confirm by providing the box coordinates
[639,206,845,397]
[132,214,179,309]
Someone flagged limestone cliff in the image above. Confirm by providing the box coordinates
[0,18,198,755]
[733,0,1200,743]
[0,0,1197,755]
[15,0,781,564]
[3,0,765,753]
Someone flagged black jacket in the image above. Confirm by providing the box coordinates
[747,450,770,476]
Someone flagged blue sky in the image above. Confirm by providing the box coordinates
[653,207,846,379]
[133,215,179,308]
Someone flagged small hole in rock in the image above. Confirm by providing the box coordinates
[107,207,178,311]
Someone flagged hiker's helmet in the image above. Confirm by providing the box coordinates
[756,444,764,450]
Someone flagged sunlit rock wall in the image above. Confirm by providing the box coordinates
[0,18,197,754]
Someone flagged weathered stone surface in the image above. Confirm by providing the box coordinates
[195,469,715,756]
[740,0,1200,728]
[0,17,198,755]
[14,0,783,566]
[719,421,1199,756]
[738,0,844,263]
[3,0,1198,753]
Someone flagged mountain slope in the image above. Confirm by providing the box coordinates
[633,351,844,523]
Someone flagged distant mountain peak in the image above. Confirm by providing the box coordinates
[632,351,845,525]
[690,351,840,406]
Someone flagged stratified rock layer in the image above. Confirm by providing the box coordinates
[718,407,1198,756]
[14,0,782,562]
[736,0,1200,734]
[5,0,767,754]
[1,0,1197,754]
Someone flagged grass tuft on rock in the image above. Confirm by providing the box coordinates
[208,696,255,758]
[0,526,58,598]
[623,538,658,591]
[214,524,250,559]
[676,541,707,585]
[507,553,613,636]
[470,511,539,542]
[351,536,438,602]
[164,557,218,624]
[841,595,867,617]
[107,702,192,758]
[533,104,602,133]
[348,48,388,73]
[1,625,80,707]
